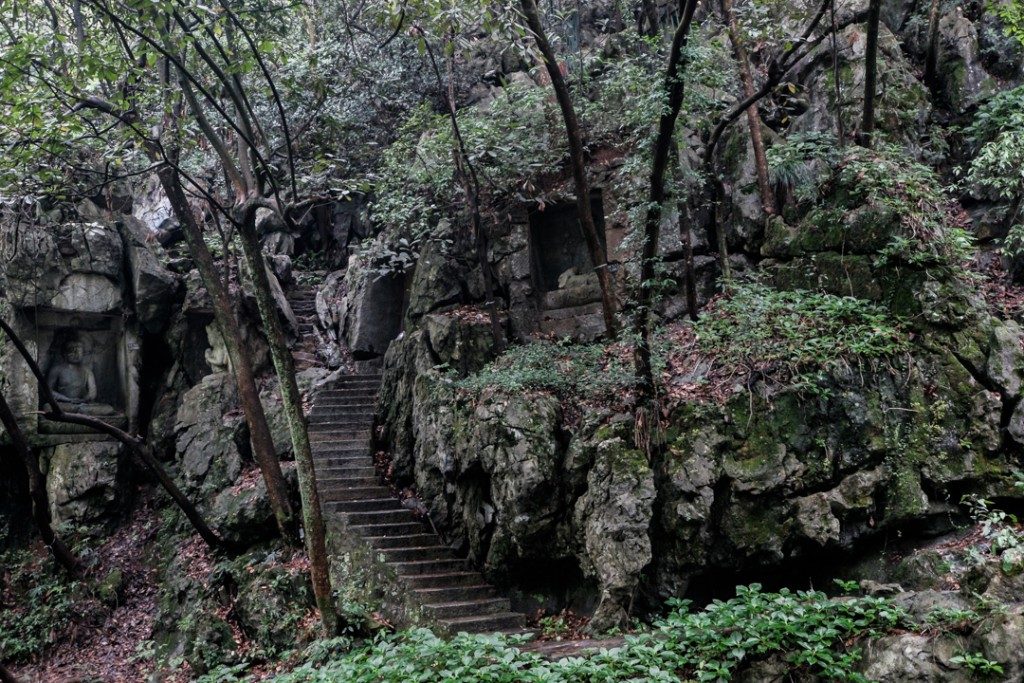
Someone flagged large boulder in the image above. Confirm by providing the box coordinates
[572,429,655,632]
[174,373,245,501]
[118,216,180,332]
[43,440,125,527]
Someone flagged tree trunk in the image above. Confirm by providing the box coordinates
[156,166,297,541]
[721,0,775,216]
[0,318,225,552]
[234,209,339,634]
[673,142,699,322]
[634,0,699,453]
[432,37,504,351]
[923,0,941,91]
[0,391,81,576]
[829,0,846,147]
[860,0,882,148]
[519,0,619,337]
[639,0,659,36]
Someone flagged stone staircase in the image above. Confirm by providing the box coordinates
[285,283,323,371]
[292,320,525,633]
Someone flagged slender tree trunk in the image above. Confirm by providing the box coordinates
[639,0,659,36]
[721,0,775,216]
[0,318,225,552]
[860,0,882,148]
[830,0,846,147]
[0,391,81,575]
[923,0,941,91]
[423,35,504,351]
[702,0,852,277]
[634,0,699,453]
[234,208,339,634]
[672,142,699,322]
[520,0,619,337]
[155,165,296,541]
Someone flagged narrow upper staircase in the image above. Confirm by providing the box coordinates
[287,285,525,634]
[286,283,322,371]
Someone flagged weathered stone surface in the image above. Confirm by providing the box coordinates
[44,440,124,526]
[986,320,1024,397]
[119,216,180,331]
[572,432,655,632]
[174,373,244,500]
[49,272,122,313]
[857,633,961,682]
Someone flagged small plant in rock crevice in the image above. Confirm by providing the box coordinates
[949,650,1005,678]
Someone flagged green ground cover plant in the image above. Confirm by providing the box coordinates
[203,584,902,682]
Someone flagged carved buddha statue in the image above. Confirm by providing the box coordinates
[47,339,117,416]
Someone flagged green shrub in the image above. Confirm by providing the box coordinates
[0,549,82,662]
[453,338,634,400]
[692,284,910,391]
[265,584,902,682]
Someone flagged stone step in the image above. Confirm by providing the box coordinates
[318,387,380,396]
[331,497,404,512]
[380,545,452,563]
[393,558,468,576]
[313,404,378,413]
[312,447,369,457]
[366,533,440,549]
[439,612,526,634]
[317,475,380,488]
[315,394,379,404]
[314,454,373,466]
[315,462,376,473]
[537,311,606,341]
[309,417,375,429]
[423,598,510,620]
[311,403,377,412]
[311,401,377,410]
[317,485,392,501]
[349,521,428,537]
[541,283,603,310]
[403,572,483,589]
[345,509,416,526]
[312,445,369,455]
[326,377,381,386]
[310,430,371,442]
[412,585,496,603]
[316,464,376,476]
[310,412,375,422]
[540,301,604,320]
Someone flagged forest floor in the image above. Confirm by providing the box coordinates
[10,490,162,682]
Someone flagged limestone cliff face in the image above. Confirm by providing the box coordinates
[363,1,1024,629]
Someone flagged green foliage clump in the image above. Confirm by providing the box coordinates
[0,549,82,662]
[961,483,1024,575]
[453,338,634,400]
[963,85,1024,256]
[813,145,974,270]
[949,650,1005,678]
[253,584,901,683]
[992,0,1024,47]
[693,284,910,390]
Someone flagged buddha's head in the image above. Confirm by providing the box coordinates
[63,339,84,364]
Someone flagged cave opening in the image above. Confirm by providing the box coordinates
[528,192,606,293]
